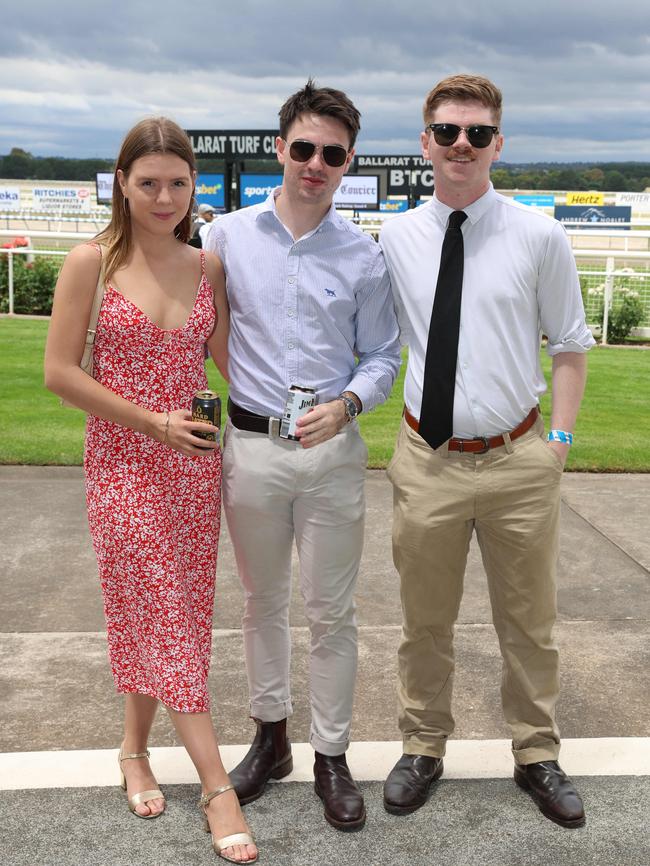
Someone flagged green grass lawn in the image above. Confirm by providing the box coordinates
[1,318,648,470]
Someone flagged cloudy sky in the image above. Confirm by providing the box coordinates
[2,0,649,163]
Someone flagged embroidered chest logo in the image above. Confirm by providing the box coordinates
[325,288,337,297]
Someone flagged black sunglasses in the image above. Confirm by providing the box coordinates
[426,123,499,149]
[286,139,350,168]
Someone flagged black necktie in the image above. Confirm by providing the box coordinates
[419,210,468,450]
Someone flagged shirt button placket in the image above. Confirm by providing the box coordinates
[287,248,299,383]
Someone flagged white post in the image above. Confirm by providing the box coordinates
[602,256,615,345]
[8,250,14,316]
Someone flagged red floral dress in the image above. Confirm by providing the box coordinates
[84,250,221,713]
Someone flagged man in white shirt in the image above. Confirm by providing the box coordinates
[190,203,216,248]
[205,80,400,831]
[379,73,594,829]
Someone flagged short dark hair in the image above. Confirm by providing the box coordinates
[423,74,503,127]
[278,78,361,148]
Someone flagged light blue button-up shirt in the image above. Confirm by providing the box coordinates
[205,190,401,418]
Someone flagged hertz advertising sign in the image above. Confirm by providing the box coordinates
[566,192,604,206]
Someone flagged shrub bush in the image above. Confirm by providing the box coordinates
[0,255,61,315]
[587,272,645,343]
[605,292,645,343]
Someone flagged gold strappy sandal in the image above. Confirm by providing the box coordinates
[199,784,258,863]
[118,746,165,819]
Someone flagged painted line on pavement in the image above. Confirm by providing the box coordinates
[1,737,648,791]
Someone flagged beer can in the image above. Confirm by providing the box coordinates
[191,390,221,448]
[279,385,317,440]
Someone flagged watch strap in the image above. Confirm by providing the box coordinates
[336,394,358,422]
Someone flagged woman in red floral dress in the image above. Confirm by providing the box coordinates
[45,118,257,864]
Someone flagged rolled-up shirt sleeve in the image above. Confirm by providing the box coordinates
[538,222,596,355]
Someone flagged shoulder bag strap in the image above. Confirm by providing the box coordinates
[80,243,106,374]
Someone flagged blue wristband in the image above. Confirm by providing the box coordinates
[548,430,574,445]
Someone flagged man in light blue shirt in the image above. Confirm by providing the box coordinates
[205,79,400,832]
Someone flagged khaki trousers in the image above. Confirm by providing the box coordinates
[222,421,367,756]
[388,415,563,765]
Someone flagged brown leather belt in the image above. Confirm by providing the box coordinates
[403,406,539,454]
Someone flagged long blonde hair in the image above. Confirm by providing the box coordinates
[95,117,196,280]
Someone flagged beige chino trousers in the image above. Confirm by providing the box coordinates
[222,420,367,756]
[388,415,563,765]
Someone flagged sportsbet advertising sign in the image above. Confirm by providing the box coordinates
[239,175,283,207]
[196,174,225,213]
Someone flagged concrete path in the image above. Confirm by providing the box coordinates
[1,467,648,865]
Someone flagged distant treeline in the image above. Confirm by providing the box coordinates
[492,162,650,192]
[1,150,114,180]
[2,148,649,192]
[0,148,225,180]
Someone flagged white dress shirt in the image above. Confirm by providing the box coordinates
[198,221,213,246]
[205,190,401,417]
[380,185,595,438]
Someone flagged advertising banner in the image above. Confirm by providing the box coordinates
[566,191,604,206]
[615,192,650,212]
[187,130,278,159]
[196,174,225,212]
[239,174,282,207]
[391,166,433,197]
[33,186,92,212]
[356,156,415,168]
[334,176,379,210]
[356,155,434,196]
[514,194,555,207]
[554,205,632,228]
[238,174,380,211]
[96,172,114,205]
[379,199,409,213]
[0,186,21,211]
[93,173,225,212]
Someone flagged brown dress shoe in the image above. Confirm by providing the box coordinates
[383,753,444,815]
[313,752,366,831]
[228,718,293,805]
[514,760,586,828]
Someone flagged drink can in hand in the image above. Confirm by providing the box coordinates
[279,385,317,440]
[191,390,221,448]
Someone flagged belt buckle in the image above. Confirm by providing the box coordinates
[464,436,490,455]
[268,417,280,437]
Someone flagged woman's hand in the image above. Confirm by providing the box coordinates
[151,409,220,456]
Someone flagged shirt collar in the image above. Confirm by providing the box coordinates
[430,183,496,228]
[256,187,282,219]
[257,187,339,235]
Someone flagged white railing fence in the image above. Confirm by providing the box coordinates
[2,231,650,341]
[0,210,110,233]
[572,251,650,342]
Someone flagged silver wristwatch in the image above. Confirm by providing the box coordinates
[337,394,359,423]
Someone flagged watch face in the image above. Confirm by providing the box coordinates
[339,394,358,420]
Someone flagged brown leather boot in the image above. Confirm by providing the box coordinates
[514,760,586,828]
[314,752,366,831]
[229,719,293,805]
